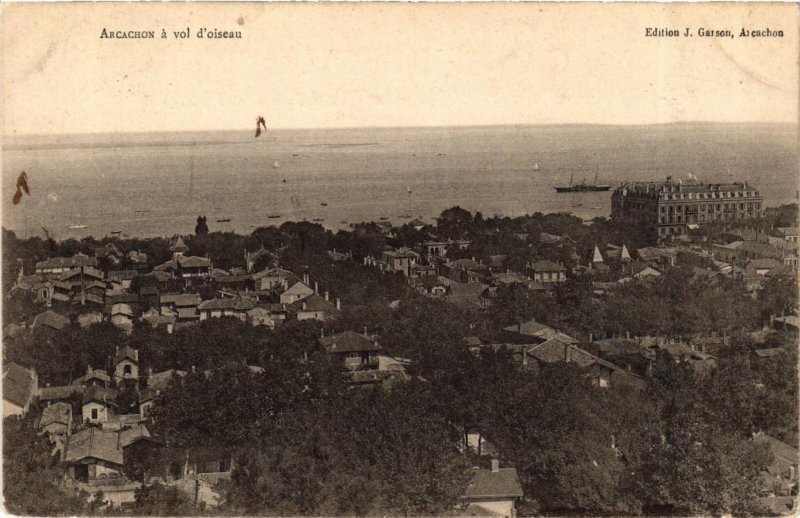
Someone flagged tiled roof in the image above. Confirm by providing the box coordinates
[39,384,84,401]
[283,281,314,297]
[177,307,199,320]
[3,362,36,408]
[39,402,72,428]
[447,258,487,271]
[82,385,118,406]
[32,310,70,331]
[60,266,105,282]
[65,427,123,465]
[35,255,98,270]
[319,331,381,353]
[503,319,550,336]
[531,259,565,272]
[107,270,137,281]
[160,293,201,306]
[118,423,152,448]
[527,340,645,388]
[111,303,134,316]
[214,273,254,284]
[178,256,211,268]
[464,467,524,499]
[294,294,337,313]
[113,345,139,366]
[198,297,255,311]
[447,282,489,309]
[753,432,799,466]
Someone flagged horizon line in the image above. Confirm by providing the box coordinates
[3,120,798,139]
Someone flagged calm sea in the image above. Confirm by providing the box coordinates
[2,123,798,240]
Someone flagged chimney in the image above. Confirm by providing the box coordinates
[491,459,499,473]
[302,301,307,310]
[314,281,318,294]
[87,365,92,375]
[325,291,329,301]
[134,349,139,362]
[321,328,324,338]
[148,367,153,378]
[336,298,341,310]
[116,345,119,355]
[364,325,368,336]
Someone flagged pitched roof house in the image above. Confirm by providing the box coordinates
[462,460,524,518]
[525,339,646,391]
[3,362,37,417]
[319,331,382,372]
[32,310,70,331]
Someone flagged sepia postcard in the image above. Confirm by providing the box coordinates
[1,2,798,517]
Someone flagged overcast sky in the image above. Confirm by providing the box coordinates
[2,3,797,135]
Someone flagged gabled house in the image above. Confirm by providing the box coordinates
[38,384,85,406]
[110,303,134,333]
[319,331,381,372]
[197,297,255,322]
[503,319,578,345]
[31,310,70,332]
[153,237,213,280]
[113,346,140,385]
[107,270,137,290]
[462,460,524,518]
[78,312,105,328]
[73,366,112,388]
[127,250,149,267]
[292,294,340,321]
[444,258,488,284]
[280,281,314,305]
[38,401,73,438]
[529,260,567,285]
[82,385,119,424]
[65,427,125,484]
[753,432,798,514]
[524,339,646,391]
[35,253,98,278]
[3,362,37,417]
[380,248,420,277]
[246,307,276,328]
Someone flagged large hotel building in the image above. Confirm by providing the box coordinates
[611,176,764,238]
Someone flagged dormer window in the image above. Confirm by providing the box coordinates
[123,364,132,375]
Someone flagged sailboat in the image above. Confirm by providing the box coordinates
[272,161,280,169]
[533,163,540,172]
[67,210,88,229]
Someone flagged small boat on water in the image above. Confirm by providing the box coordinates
[533,163,540,171]
[217,218,232,223]
[320,203,328,206]
[554,171,610,193]
[312,218,325,222]
[268,215,281,219]
[379,217,389,220]
[67,224,88,230]
[110,230,122,235]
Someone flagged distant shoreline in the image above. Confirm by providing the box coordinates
[4,120,798,143]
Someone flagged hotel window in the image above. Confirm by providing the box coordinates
[91,408,98,420]
[124,364,132,375]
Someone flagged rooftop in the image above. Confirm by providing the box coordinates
[319,331,381,353]
[3,362,36,408]
[65,427,123,465]
[464,465,524,499]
